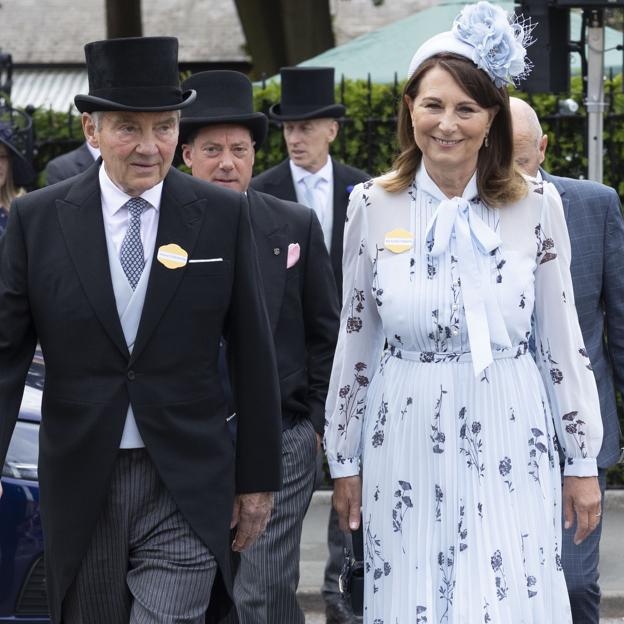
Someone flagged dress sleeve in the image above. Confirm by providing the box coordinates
[324,182,385,478]
[533,181,603,477]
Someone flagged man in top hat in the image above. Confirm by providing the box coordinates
[251,66,368,624]
[0,37,282,624]
[45,141,100,186]
[509,97,624,624]
[251,66,369,298]
[179,69,339,624]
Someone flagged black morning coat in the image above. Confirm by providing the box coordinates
[0,163,283,623]
[250,158,370,298]
[246,188,339,435]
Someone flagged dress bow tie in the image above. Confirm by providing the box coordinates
[425,196,511,376]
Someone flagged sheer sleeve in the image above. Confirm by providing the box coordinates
[324,182,386,478]
[533,181,603,477]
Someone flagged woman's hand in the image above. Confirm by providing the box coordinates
[333,475,362,532]
[563,475,602,545]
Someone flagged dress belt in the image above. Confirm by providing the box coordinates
[385,341,529,365]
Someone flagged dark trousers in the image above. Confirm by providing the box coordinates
[226,419,317,624]
[561,468,607,624]
[63,449,217,624]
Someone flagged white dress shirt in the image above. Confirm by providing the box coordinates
[99,164,162,448]
[291,156,334,250]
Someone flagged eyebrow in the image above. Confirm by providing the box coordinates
[420,96,478,106]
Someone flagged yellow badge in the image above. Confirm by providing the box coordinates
[384,228,414,254]
[157,243,188,269]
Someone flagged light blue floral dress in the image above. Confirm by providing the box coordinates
[324,166,603,623]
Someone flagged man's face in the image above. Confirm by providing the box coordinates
[282,118,338,173]
[182,124,255,193]
[82,110,179,196]
[512,129,546,178]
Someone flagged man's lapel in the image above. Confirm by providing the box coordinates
[269,160,298,202]
[130,169,208,364]
[56,165,129,360]
[541,169,569,221]
[248,189,288,334]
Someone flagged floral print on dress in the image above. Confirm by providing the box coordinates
[324,172,601,623]
[337,362,369,441]
[459,407,485,479]
[491,549,509,601]
[431,386,447,454]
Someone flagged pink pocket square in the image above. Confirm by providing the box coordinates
[286,243,300,269]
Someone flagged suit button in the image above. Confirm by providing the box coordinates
[273,247,281,255]
[127,370,136,381]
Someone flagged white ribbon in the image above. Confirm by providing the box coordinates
[424,196,511,376]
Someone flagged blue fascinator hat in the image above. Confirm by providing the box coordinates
[407,1,535,88]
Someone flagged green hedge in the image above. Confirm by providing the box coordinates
[28,78,624,486]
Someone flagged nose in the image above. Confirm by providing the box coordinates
[135,135,159,156]
[438,109,458,134]
[219,151,234,171]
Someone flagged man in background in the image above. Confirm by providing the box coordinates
[251,65,368,624]
[510,96,624,624]
[180,70,339,624]
[45,141,99,185]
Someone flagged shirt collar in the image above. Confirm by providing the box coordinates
[416,164,479,204]
[290,156,333,185]
[99,163,163,217]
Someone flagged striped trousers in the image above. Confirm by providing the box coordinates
[62,449,217,624]
[232,418,317,624]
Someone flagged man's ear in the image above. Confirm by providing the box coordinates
[327,119,339,144]
[82,113,99,149]
[181,144,193,169]
[538,133,548,166]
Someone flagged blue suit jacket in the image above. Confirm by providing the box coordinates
[542,171,624,468]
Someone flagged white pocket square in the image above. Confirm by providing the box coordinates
[188,257,223,264]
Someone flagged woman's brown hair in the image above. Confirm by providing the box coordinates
[0,148,19,211]
[380,53,526,206]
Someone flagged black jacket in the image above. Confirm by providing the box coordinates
[251,158,369,298]
[0,164,282,622]
[246,188,339,434]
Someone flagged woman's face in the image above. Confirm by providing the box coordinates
[407,66,498,179]
[0,144,9,189]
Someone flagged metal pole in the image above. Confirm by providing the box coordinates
[585,9,605,183]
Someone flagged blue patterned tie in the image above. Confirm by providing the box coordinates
[119,197,148,290]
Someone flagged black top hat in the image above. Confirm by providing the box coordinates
[179,71,268,148]
[0,118,35,188]
[269,67,345,121]
[74,37,196,113]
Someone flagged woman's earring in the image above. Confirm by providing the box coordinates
[484,133,489,148]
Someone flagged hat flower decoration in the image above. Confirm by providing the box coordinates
[407,1,535,88]
[453,1,534,87]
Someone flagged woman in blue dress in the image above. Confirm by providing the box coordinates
[324,3,603,622]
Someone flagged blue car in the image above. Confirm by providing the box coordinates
[0,354,49,622]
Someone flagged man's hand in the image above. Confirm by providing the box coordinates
[333,476,361,532]
[563,475,602,545]
[230,492,273,552]
[0,481,3,500]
